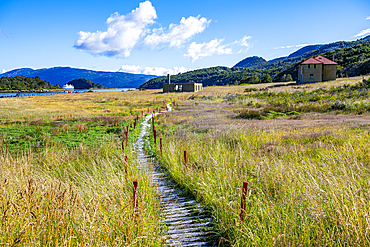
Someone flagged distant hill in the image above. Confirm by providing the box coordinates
[234,35,370,69]
[233,56,270,69]
[0,67,157,88]
[67,78,109,89]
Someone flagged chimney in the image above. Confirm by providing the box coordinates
[332,54,335,62]
[167,74,171,84]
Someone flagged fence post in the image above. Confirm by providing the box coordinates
[125,155,128,175]
[184,150,187,169]
[240,181,248,222]
[133,180,138,216]
[122,140,125,152]
[126,125,129,145]
[160,138,162,155]
[153,129,157,145]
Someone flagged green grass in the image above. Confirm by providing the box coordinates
[235,78,370,119]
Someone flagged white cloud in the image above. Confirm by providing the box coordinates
[144,15,210,48]
[1,69,6,74]
[184,38,232,62]
[295,43,311,48]
[355,28,370,37]
[118,65,189,76]
[272,43,312,49]
[366,16,370,20]
[235,35,252,47]
[234,35,252,53]
[74,1,157,57]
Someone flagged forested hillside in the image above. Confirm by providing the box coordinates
[233,56,270,69]
[0,76,60,91]
[140,66,282,89]
[67,78,109,89]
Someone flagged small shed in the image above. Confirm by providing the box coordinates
[163,82,203,93]
[162,75,203,93]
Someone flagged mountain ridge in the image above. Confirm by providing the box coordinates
[0,67,157,88]
[234,35,370,69]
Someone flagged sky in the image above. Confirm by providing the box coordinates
[1,0,370,76]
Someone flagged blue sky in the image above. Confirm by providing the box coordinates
[1,0,370,76]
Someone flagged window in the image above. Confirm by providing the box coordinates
[308,65,310,69]
[314,64,316,69]
[310,74,314,80]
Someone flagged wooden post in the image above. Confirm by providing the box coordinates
[160,138,162,155]
[153,129,157,145]
[122,140,125,152]
[133,180,138,216]
[125,156,128,175]
[126,125,129,144]
[184,150,187,169]
[240,181,248,222]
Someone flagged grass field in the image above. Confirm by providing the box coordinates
[2,77,370,246]
[0,90,176,246]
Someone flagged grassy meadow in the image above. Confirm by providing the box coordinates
[0,90,178,246]
[3,76,370,246]
[151,76,370,246]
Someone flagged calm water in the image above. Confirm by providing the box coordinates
[0,88,137,98]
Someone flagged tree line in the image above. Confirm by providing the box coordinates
[0,76,60,90]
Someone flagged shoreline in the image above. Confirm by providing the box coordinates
[0,89,66,93]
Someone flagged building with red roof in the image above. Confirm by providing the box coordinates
[298,55,338,83]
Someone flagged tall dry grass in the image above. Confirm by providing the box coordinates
[0,137,162,246]
[0,90,179,246]
[155,113,370,246]
[0,137,164,246]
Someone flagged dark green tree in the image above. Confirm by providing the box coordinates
[261,74,272,83]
